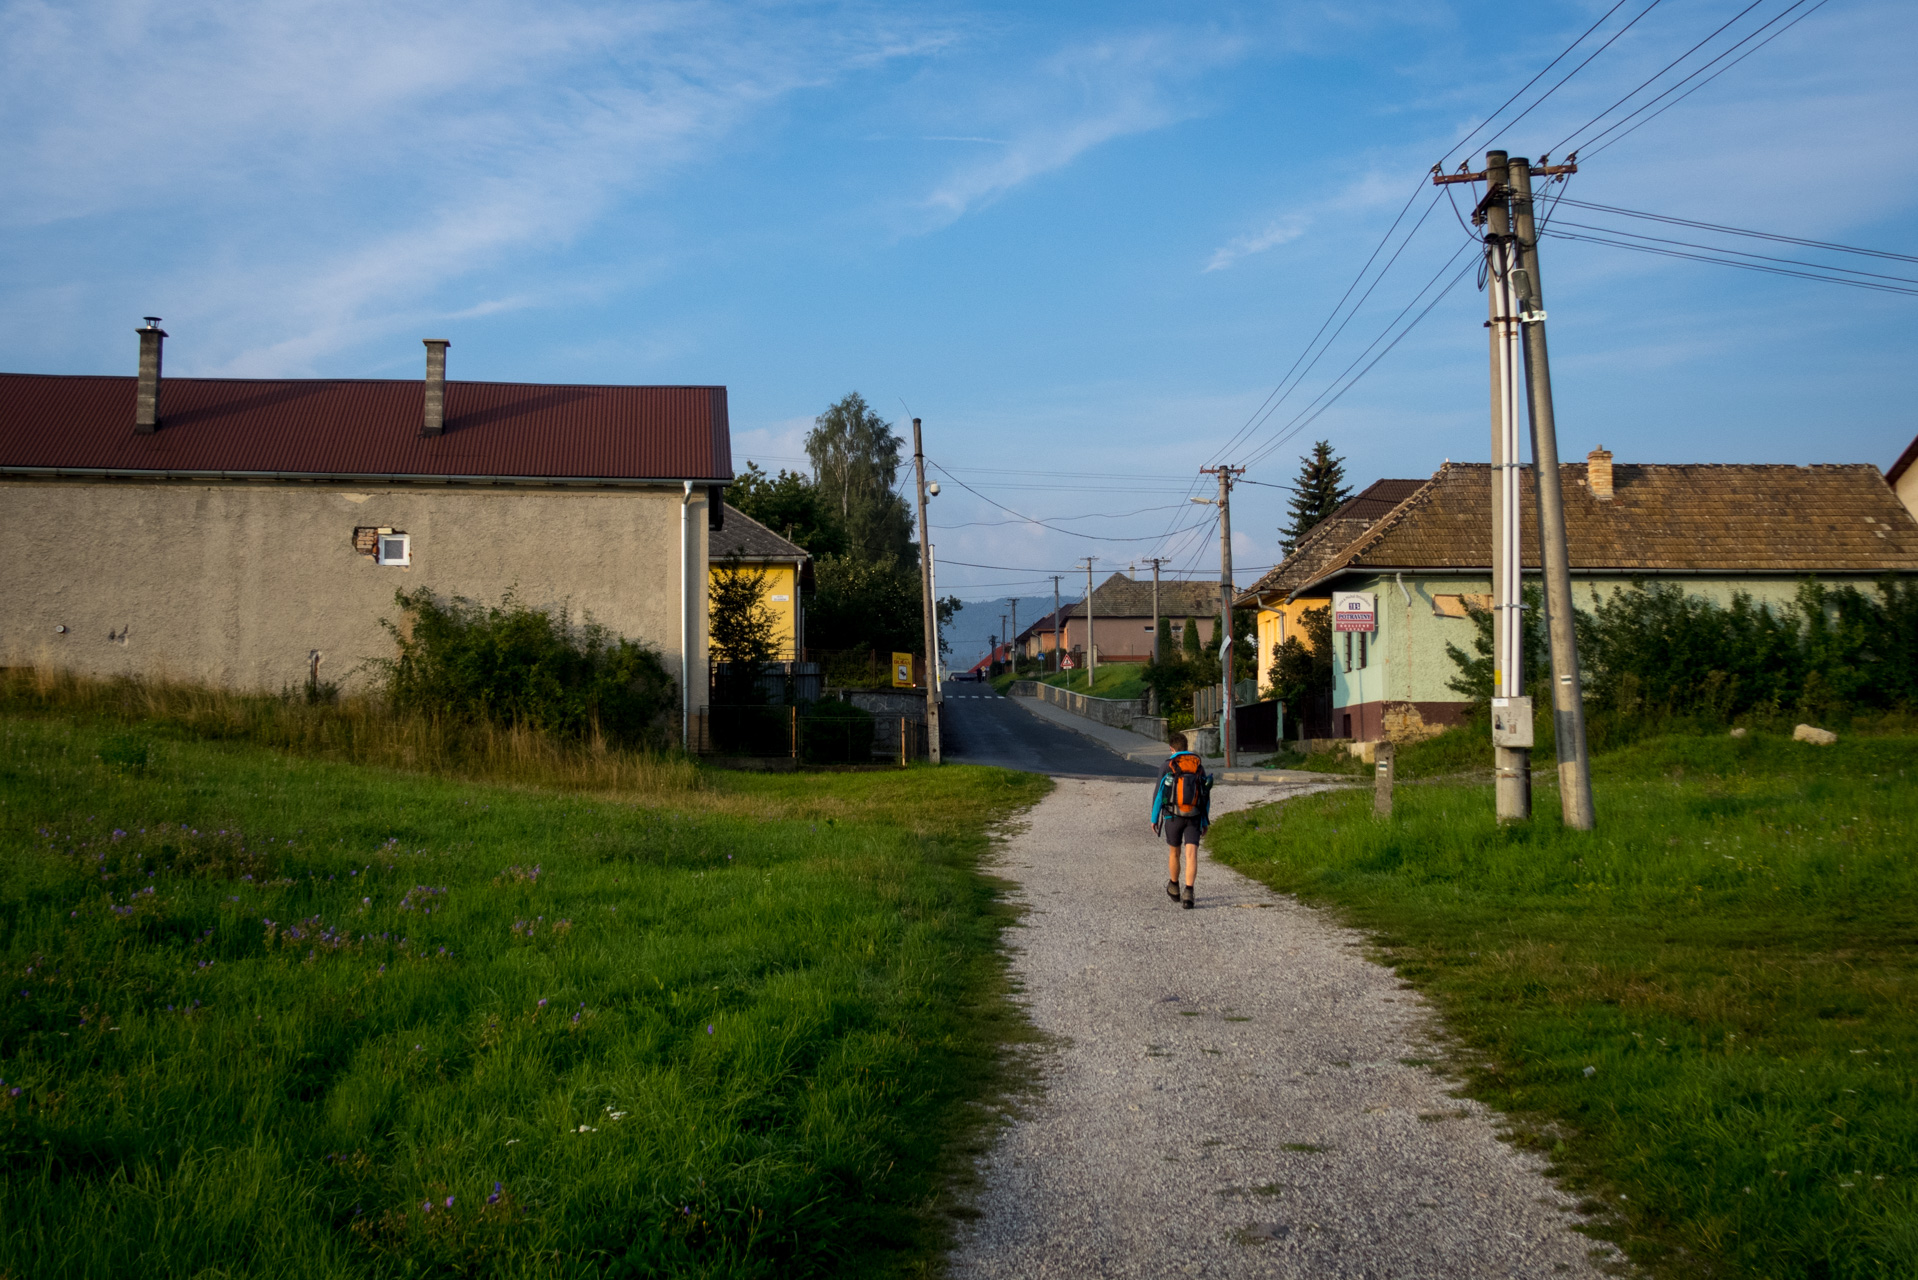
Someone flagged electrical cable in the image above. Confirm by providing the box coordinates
[1583,0,1833,158]
[1548,194,1915,263]
[1548,0,1765,157]
[1544,228,1918,295]
[1486,0,1666,144]
[1562,0,1814,156]
[932,502,1195,531]
[1437,0,1637,169]
[1546,219,1918,285]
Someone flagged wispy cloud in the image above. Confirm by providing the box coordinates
[1204,217,1308,271]
[913,30,1243,228]
[0,0,946,374]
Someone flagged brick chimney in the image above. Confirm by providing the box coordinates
[134,317,166,434]
[1588,445,1614,501]
[422,339,450,436]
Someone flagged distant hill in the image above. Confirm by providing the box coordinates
[942,596,1056,670]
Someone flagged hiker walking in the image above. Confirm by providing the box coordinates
[1150,730,1211,910]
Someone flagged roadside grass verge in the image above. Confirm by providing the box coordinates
[1209,732,1918,1278]
[991,665,1147,701]
[0,714,1049,1278]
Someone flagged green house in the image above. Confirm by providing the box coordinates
[1292,451,1918,743]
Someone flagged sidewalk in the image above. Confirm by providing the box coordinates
[1006,691,1324,785]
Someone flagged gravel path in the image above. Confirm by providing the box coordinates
[949,777,1618,1279]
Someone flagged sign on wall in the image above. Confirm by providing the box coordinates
[1333,592,1377,633]
[892,652,914,687]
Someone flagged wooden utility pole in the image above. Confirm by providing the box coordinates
[1508,156,1596,829]
[911,418,941,763]
[1144,557,1166,716]
[1008,598,1018,676]
[1200,466,1244,765]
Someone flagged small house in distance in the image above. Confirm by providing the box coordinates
[1018,573,1225,665]
[0,323,732,737]
[709,503,811,660]
[1296,451,1918,743]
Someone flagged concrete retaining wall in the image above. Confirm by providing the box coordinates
[1033,682,1148,729]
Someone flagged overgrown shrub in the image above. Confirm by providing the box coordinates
[374,589,674,748]
[1445,577,1918,728]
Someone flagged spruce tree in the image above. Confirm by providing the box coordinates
[1181,617,1201,658]
[1280,440,1353,554]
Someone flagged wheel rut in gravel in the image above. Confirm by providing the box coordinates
[949,776,1619,1280]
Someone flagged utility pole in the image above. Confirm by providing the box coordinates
[1078,557,1098,691]
[1434,150,1588,828]
[1008,598,1018,677]
[1051,575,1063,674]
[1199,466,1244,765]
[911,418,941,764]
[1509,156,1596,829]
[1143,557,1166,716]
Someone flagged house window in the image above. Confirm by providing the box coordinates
[1342,629,1369,671]
[1358,630,1368,669]
[377,532,411,566]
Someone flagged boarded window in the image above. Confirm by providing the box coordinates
[1432,593,1492,618]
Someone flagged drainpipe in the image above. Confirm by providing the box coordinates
[682,480,694,750]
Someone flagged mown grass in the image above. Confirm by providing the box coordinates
[992,664,1148,701]
[1209,732,1918,1279]
[0,713,1049,1278]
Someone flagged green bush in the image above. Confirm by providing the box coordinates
[800,700,876,764]
[373,589,674,748]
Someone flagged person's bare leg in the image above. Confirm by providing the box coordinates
[1167,843,1180,882]
[1183,841,1199,887]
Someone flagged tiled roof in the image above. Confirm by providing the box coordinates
[0,373,732,482]
[1236,479,1426,605]
[713,503,809,561]
[1058,573,1225,622]
[1301,461,1918,592]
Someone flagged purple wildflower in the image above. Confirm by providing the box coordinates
[422,1201,432,1213]
[488,1182,502,1204]
[445,1195,455,1208]
[538,998,547,1008]
[707,1024,715,1035]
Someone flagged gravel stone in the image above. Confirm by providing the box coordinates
[949,777,1619,1279]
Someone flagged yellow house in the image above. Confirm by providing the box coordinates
[710,503,811,660]
[1237,479,1424,692]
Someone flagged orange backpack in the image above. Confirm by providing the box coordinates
[1167,752,1207,817]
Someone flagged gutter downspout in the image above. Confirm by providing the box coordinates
[682,480,694,751]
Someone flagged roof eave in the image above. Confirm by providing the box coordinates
[1298,562,1918,597]
[0,465,728,486]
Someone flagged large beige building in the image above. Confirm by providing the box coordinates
[0,325,732,739]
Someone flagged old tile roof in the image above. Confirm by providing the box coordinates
[1236,479,1426,605]
[1057,573,1226,622]
[1300,461,1918,593]
[0,373,732,483]
[713,504,809,562]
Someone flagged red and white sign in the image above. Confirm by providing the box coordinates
[1333,592,1377,633]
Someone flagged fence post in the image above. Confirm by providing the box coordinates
[900,716,907,768]
[791,704,798,759]
[1374,741,1395,818]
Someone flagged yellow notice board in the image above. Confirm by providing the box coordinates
[892,652,914,687]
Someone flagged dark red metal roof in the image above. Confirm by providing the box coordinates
[0,374,732,483]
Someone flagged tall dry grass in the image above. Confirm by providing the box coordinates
[0,666,703,799]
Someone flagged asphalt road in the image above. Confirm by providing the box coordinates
[940,680,1158,777]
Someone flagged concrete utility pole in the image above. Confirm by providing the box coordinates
[1079,557,1099,691]
[1008,598,1018,675]
[1434,150,1589,828]
[1508,156,1596,829]
[1144,557,1166,716]
[1051,575,1063,673]
[1486,152,1530,823]
[911,418,941,763]
[1200,466,1244,765]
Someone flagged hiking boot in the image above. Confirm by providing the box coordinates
[1181,885,1194,910]
[1167,878,1180,901]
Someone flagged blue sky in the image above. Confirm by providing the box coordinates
[4,0,1914,604]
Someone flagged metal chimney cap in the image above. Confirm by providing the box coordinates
[142,316,163,329]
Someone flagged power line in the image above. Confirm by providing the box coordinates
[1437,0,1637,169]
[1583,0,1834,158]
[1544,228,1918,296]
[927,460,1214,543]
[1548,0,1766,156]
[1561,0,1817,156]
[1486,0,1666,143]
[1549,194,1915,264]
[1547,218,1918,286]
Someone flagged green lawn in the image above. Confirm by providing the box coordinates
[993,663,1148,701]
[0,715,1049,1278]
[1209,732,1918,1279]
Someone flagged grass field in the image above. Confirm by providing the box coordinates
[1209,732,1918,1279]
[0,713,1049,1278]
[991,663,1148,701]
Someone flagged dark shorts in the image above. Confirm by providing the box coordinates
[1162,814,1203,848]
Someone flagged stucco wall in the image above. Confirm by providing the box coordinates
[0,478,709,698]
[1251,596,1327,689]
[1897,468,1918,524]
[1330,572,1897,734]
[1058,612,1215,662]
